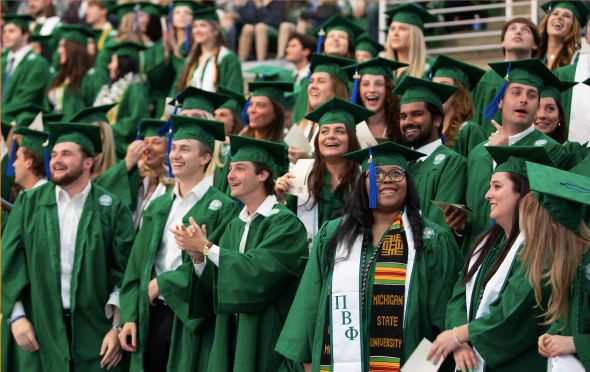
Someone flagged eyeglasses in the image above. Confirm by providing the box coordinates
[365,169,405,183]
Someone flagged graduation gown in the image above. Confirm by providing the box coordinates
[408,144,467,231]
[110,83,152,158]
[461,129,566,255]
[94,161,141,212]
[275,215,464,372]
[470,69,504,136]
[547,247,590,370]
[1,182,135,372]
[446,236,550,371]
[120,186,239,372]
[211,142,232,197]
[448,120,488,158]
[1,48,51,121]
[187,201,309,372]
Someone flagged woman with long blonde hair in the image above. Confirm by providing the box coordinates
[538,1,588,70]
[384,3,437,83]
[518,162,590,371]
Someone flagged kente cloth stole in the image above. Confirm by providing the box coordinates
[320,212,408,372]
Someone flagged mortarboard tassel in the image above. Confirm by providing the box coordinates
[184,21,190,52]
[136,121,142,140]
[134,3,140,35]
[317,26,325,53]
[441,133,446,144]
[481,60,511,121]
[158,95,180,136]
[166,126,174,178]
[241,92,252,124]
[368,146,377,209]
[167,2,173,28]
[5,121,17,176]
[259,73,265,82]
[548,0,553,13]
[350,63,360,104]
[43,136,50,180]
[307,68,311,84]
[428,68,433,81]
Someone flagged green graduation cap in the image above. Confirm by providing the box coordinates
[487,146,556,178]
[247,65,293,82]
[41,113,64,131]
[48,123,103,157]
[174,1,205,12]
[312,13,365,41]
[384,3,438,31]
[430,54,486,90]
[310,53,357,85]
[30,34,51,47]
[69,103,118,124]
[558,146,590,171]
[217,86,247,116]
[392,75,458,112]
[110,2,164,21]
[3,103,50,128]
[192,6,221,22]
[168,87,230,114]
[109,2,137,21]
[138,119,167,139]
[541,79,577,103]
[355,33,384,57]
[13,127,48,157]
[2,14,33,28]
[343,56,408,81]
[304,97,375,131]
[137,1,167,17]
[59,25,96,47]
[569,148,590,177]
[527,162,590,233]
[541,1,590,27]
[111,41,147,65]
[229,135,287,168]
[248,81,294,107]
[170,115,225,151]
[584,77,590,86]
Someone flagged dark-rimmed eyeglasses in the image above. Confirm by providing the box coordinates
[364,169,405,183]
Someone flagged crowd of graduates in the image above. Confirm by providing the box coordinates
[1,1,590,372]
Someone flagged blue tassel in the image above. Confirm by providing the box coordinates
[259,74,265,82]
[134,3,139,35]
[316,25,325,53]
[548,0,553,13]
[481,61,511,121]
[44,135,50,180]
[166,127,174,178]
[441,133,446,144]
[350,63,360,104]
[241,93,251,124]
[136,121,142,140]
[307,69,311,84]
[428,68,433,81]
[368,147,377,209]
[157,118,171,137]
[167,3,173,28]
[184,22,190,52]
[5,138,16,176]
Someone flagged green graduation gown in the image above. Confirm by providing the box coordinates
[408,144,467,231]
[111,83,152,158]
[187,200,309,372]
[94,161,141,212]
[1,48,51,121]
[275,215,464,372]
[461,129,566,255]
[553,63,577,127]
[120,186,239,372]
[448,120,488,159]
[212,143,232,197]
[1,182,135,372]
[470,69,504,136]
[446,235,550,371]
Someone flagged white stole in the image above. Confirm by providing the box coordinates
[548,355,585,372]
[464,232,525,370]
[189,46,230,92]
[296,195,318,252]
[569,54,590,144]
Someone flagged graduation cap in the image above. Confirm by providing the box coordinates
[384,3,438,31]
[304,97,375,131]
[541,1,590,27]
[167,86,230,114]
[41,113,64,131]
[13,127,48,158]
[48,122,103,157]
[248,81,294,108]
[342,141,425,208]
[2,15,33,28]
[541,79,577,103]
[343,56,408,81]
[558,146,590,171]
[192,6,221,22]
[30,34,51,47]
[174,1,205,12]
[170,115,225,151]
[429,54,486,90]
[487,146,556,178]
[569,148,590,177]
[111,2,163,20]
[246,65,293,82]
[137,119,167,139]
[392,75,458,112]
[482,58,557,120]
[137,2,167,17]
[527,162,590,233]
[217,85,247,117]
[59,25,96,47]
[312,13,365,42]
[229,134,287,168]
[111,41,147,65]
[3,103,50,129]
[355,33,384,57]
[69,103,118,124]
[310,53,357,85]
[584,77,590,86]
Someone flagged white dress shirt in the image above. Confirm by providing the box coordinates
[133,177,168,230]
[155,179,211,298]
[194,194,278,276]
[414,138,443,163]
[5,44,32,77]
[293,64,310,86]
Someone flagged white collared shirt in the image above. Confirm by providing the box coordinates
[155,179,211,298]
[133,177,168,230]
[293,64,310,86]
[31,178,47,190]
[414,138,443,163]
[194,194,278,276]
[6,44,32,77]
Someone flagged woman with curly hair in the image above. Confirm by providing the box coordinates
[430,54,488,158]
[346,57,408,144]
[538,1,589,71]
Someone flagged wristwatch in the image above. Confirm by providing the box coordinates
[202,241,214,256]
[112,324,122,332]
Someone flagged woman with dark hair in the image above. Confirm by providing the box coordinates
[345,57,408,144]
[430,54,488,158]
[538,1,588,70]
[428,147,556,372]
[276,142,464,372]
[275,98,372,248]
[44,25,103,121]
[94,41,151,158]
[534,78,578,147]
